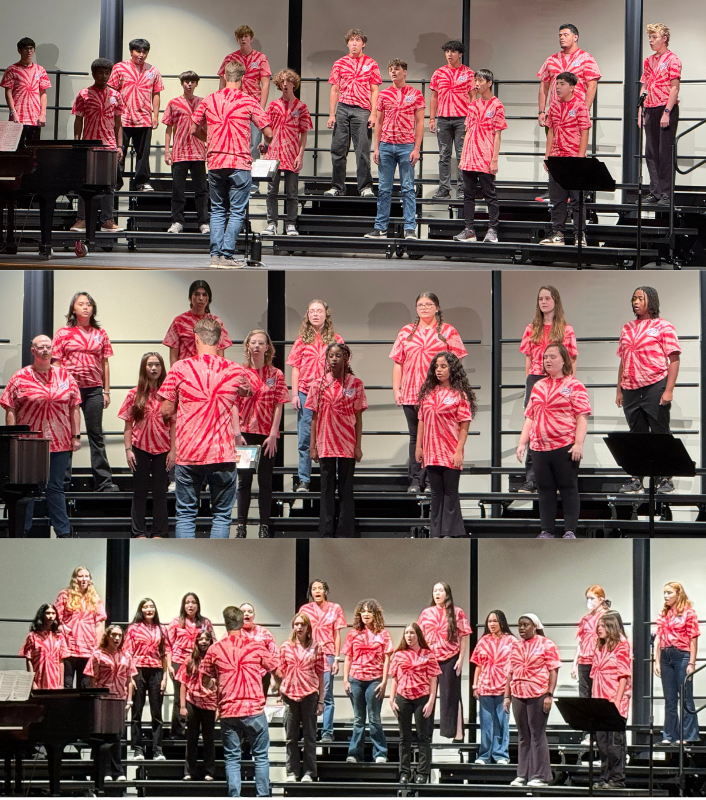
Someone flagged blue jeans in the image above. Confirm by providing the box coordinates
[208,168,251,257]
[478,694,510,762]
[25,450,72,537]
[374,141,416,232]
[175,463,236,539]
[661,647,700,742]
[296,390,313,484]
[220,713,270,797]
[322,654,336,735]
[250,120,262,164]
[347,677,387,761]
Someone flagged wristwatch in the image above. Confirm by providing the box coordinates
[72,434,81,440]
[545,692,554,698]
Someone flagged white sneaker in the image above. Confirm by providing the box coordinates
[168,482,176,493]
[474,758,487,765]
[375,756,388,763]
[346,756,358,763]
[496,758,510,765]
[301,774,313,782]
[200,223,210,234]
[104,776,113,781]
[132,751,144,761]
[360,187,375,198]
[167,222,183,233]
[285,773,297,782]
[141,184,154,192]
[263,223,277,236]
[528,779,549,787]
[324,187,342,196]
[209,255,221,266]
[218,256,245,269]
[286,224,299,236]
[116,775,127,781]
[581,735,591,746]
[510,777,527,786]
[153,752,166,761]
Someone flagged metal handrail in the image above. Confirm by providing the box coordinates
[674,119,706,177]
[678,660,706,795]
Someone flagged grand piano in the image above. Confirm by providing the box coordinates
[0,426,50,538]
[0,134,117,259]
[0,689,125,795]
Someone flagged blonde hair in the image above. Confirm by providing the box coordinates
[646,23,670,46]
[273,68,301,90]
[662,581,692,616]
[234,25,254,38]
[66,566,101,613]
[531,285,568,344]
[298,299,337,345]
[243,329,275,367]
[225,61,246,84]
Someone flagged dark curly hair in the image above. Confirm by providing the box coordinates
[307,578,330,601]
[352,599,386,633]
[30,604,59,634]
[633,286,660,319]
[417,351,477,415]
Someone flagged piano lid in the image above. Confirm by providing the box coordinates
[28,140,104,149]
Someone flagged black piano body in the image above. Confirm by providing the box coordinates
[0,425,50,538]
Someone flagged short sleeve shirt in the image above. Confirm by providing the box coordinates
[176,661,218,711]
[520,323,578,376]
[641,51,682,108]
[241,625,280,677]
[389,323,467,406]
[217,50,272,100]
[162,311,233,361]
[590,639,632,718]
[304,374,367,459]
[576,608,608,665]
[166,616,214,666]
[237,364,290,436]
[470,634,517,696]
[656,606,700,652]
[537,49,601,113]
[162,96,206,162]
[124,622,169,669]
[287,333,345,395]
[191,88,269,170]
[54,589,107,658]
[341,628,393,681]
[509,635,562,699]
[51,325,113,389]
[84,648,137,699]
[329,54,382,111]
[0,366,81,453]
[298,601,347,657]
[546,98,592,157]
[429,65,475,118]
[525,376,591,451]
[267,97,313,172]
[376,85,425,145]
[71,86,124,150]
[459,97,507,174]
[118,387,172,455]
[1,62,51,125]
[279,640,326,701]
[108,60,164,128]
[617,318,680,390]
[389,648,441,700]
[417,605,472,662]
[20,631,69,690]
[418,386,473,469]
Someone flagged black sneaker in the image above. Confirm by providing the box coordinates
[643,193,659,204]
[364,229,387,238]
[407,483,421,494]
[605,780,626,790]
[234,525,247,538]
[404,230,418,239]
[517,480,537,494]
[657,196,671,207]
[620,477,644,494]
[99,482,120,493]
[432,188,451,199]
[258,524,272,539]
[295,482,310,493]
[656,478,675,494]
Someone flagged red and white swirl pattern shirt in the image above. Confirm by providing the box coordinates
[108,60,164,128]
[417,605,472,662]
[299,601,347,659]
[525,376,591,452]
[429,65,475,118]
[200,632,279,718]
[287,333,345,395]
[471,634,517,696]
[590,638,632,718]
[158,354,260,466]
[279,639,326,701]
[191,88,269,171]
[459,97,508,174]
[84,648,137,699]
[537,49,601,113]
[1,366,80,453]
[241,625,279,677]
[162,311,233,362]
[176,661,218,711]
[71,86,124,150]
[390,648,441,700]
[329,54,382,110]
[509,635,562,699]
[342,628,393,681]
[418,386,473,469]
[52,326,113,389]
[305,374,367,459]
[20,631,69,690]
[166,616,214,666]
[124,622,170,669]
[576,608,608,665]
[237,364,290,436]
[520,323,578,376]
[546,98,591,157]
[162,95,206,162]
[617,318,680,391]
[1,62,51,125]
[118,387,172,455]
[217,50,272,100]
[377,85,425,145]
[656,606,700,652]
[641,51,682,108]
[267,97,313,173]
[54,590,107,658]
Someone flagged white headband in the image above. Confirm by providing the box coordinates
[521,613,543,630]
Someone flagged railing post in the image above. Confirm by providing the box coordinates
[313,78,320,177]
[99,0,123,64]
[490,271,502,513]
[622,0,643,201]
[53,71,61,139]
[632,539,651,744]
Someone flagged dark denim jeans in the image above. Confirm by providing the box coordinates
[175,463,236,538]
[220,713,270,797]
[347,677,387,761]
[25,449,72,536]
[321,654,336,735]
[661,646,700,742]
[208,168,251,257]
[296,390,313,483]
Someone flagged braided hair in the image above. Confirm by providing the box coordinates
[314,342,354,412]
[633,286,660,319]
[406,292,448,345]
[416,351,477,416]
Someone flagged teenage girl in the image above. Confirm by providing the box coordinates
[20,603,68,689]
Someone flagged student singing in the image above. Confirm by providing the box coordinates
[20,604,68,689]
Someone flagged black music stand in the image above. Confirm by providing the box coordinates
[604,432,696,536]
[555,697,626,795]
[545,157,616,269]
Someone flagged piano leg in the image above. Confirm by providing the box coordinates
[78,191,99,254]
[1,202,19,255]
[14,745,24,794]
[37,195,57,259]
[4,750,13,795]
[45,743,62,796]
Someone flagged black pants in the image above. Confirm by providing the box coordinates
[437,656,463,738]
[132,447,169,538]
[596,730,626,784]
[645,104,679,199]
[578,663,593,738]
[403,405,426,488]
[330,103,373,193]
[283,691,318,778]
[319,457,356,537]
[170,662,185,737]
[523,375,544,482]
[171,160,209,226]
[531,444,580,535]
[549,172,586,235]
[67,386,114,490]
[119,126,152,189]
[106,740,124,779]
[63,657,89,689]
[185,702,216,778]
[22,124,41,142]
[427,465,465,538]
[512,695,552,782]
[237,433,275,526]
[267,169,299,225]
[131,667,164,753]
[622,377,671,481]
[462,170,499,228]
[397,694,433,776]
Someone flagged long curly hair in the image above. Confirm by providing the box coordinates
[395,622,431,652]
[429,582,459,644]
[132,352,166,423]
[30,604,59,634]
[417,352,477,415]
[406,292,448,344]
[352,599,386,633]
[314,342,355,413]
[65,566,101,613]
[298,299,337,345]
[243,329,275,367]
[633,286,660,319]
[530,285,567,344]
[99,624,126,650]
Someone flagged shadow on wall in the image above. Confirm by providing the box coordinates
[36,43,60,72]
[446,305,484,343]
[306,49,345,76]
[367,302,413,336]
[412,33,454,77]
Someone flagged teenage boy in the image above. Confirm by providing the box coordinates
[325,29,382,198]
[429,40,475,199]
[163,71,209,234]
[69,58,124,234]
[364,59,425,239]
[261,69,312,236]
[541,72,591,246]
[453,69,507,244]
[109,38,163,191]
[2,37,51,141]
[640,23,681,206]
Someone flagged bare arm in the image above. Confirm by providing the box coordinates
[415,420,424,463]
[661,353,680,404]
[102,360,111,409]
[180,682,187,715]
[429,90,438,133]
[331,629,341,675]
[259,76,270,109]
[294,129,308,172]
[169,348,179,367]
[544,128,554,169]
[73,117,84,140]
[544,667,558,712]
[374,652,390,698]
[5,409,16,425]
[584,80,598,110]
[38,89,47,126]
[124,420,136,471]
[5,88,15,117]
[525,355,532,378]
[455,634,469,674]
[538,81,550,126]
[161,399,176,425]
[411,107,424,165]
[392,363,403,404]
[454,420,470,469]
[310,411,318,462]
[569,413,589,461]
[616,360,624,407]
[151,92,160,129]
[372,109,384,164]
[368,85,379,127]
[490,130,501,175]
[578,128,589,158]
[472,665,482,697]
[516,416,533,462]
[688,636,698,674]
[164,124,173,164]
[328,84,339,127]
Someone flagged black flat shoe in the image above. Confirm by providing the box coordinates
[399,774,410,784]
[415,774,429,784]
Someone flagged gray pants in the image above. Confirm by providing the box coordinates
[512,695,552,782]
[267,169,299,225]
[596,731,626,784]
[548,173,586,235]
[437,116,466,193]
[330,103,373,193]
[77,192,115,224]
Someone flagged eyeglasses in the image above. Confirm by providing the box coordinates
[416,303,436,310]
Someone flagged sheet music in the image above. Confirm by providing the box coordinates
[0,670,33,701]
[0,121,24,152]
[251,158,279,179]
